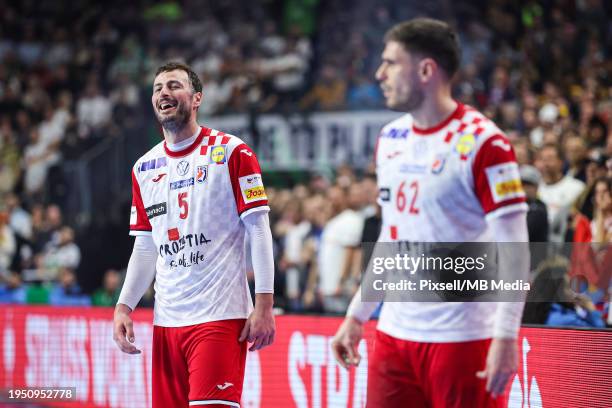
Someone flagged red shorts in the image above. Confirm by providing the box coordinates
[367,330,502,408]
[152,319,247,408]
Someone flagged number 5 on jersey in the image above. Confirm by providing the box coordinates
[178,192,189,219]
[396,180,419,215]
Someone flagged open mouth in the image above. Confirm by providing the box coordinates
[158,100,178,112]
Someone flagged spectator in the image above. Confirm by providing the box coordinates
[279,201,310,310]
[347,74,383,109]
[301,196,330,311]
[196,73,234,117]
[40,226,81,280]
[564,135,588,183]
[299,64,347,111]
[313,183,365,313]
[0,272,26,303]
[0,118,21,194]
[35,204,63,252]
[522,258,605,328]
[76,80,112,138]
[5,193,32,241]
[49,267,90,306]
[520,165,549,243]
[0,207,16,278]
[571,177,612,293]
[23,127,61,198]
[253,39,310,110]
[530,103,559,148]
[92,268,122,306]
[537,144,585,242]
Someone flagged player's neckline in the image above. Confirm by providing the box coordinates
[412,102,465,135]
[164,127,210,158]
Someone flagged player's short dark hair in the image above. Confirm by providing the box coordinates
[155,62,202,94]
[384,18,461,78]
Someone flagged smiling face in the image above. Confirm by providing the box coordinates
[152,69,201,132]
[375,41,424,112]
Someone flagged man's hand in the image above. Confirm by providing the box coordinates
[476,338,518,397]
[113,303,141,355]
[239,294,275,351]
[331,316,363,370]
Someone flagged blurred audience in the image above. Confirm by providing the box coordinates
[523,258,605,328]
[537,144,586,242]
[92,268,121,307]
[0,0,610,323]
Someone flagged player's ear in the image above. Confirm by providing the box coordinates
[192,91,203,109]
[418,58,436,82]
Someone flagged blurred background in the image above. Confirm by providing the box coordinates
[0,0,611,329]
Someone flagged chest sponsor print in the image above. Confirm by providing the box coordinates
[210,145,227,164]
[455,133,476,157]
[145,202,167,219]
[139,157,167,173]
[159,231,212,269]
[170,178,194,190]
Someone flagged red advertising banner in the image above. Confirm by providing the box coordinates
[0,306,610,407]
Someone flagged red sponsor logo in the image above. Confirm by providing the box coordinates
[152,173,167,182]
[167,227,180,241]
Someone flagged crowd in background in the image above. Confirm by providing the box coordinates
[0,0,610,326]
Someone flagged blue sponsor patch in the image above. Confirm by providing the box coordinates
[382,128,410,139]
[139,157,167,172]
[399,164,428,174]
[170,178,194,190]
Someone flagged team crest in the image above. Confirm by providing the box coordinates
[431,153,447,174]
[210,145,226,164]
[196,165,208,184]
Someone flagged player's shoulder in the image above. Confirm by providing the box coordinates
[460,105,507,143]
[132,141,166,175]
[207,129,257,159]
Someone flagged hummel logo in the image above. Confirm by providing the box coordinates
[217,382,234,390]
[491,139,511,152]
[152,173,167,182]
[240,149,253,157]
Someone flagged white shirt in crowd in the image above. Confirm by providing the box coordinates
[318,209,364,296]
[77,94,112,130]
[538,176,585,242]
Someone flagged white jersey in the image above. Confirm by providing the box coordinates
[129,127,269,327]
[375,103,528,342]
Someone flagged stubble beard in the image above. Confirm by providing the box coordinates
[391,85,424,113]
[156,101,191,133]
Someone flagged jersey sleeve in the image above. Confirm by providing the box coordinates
[129,169,153,235]
[228,143,270,219]
[472,134,527,219]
